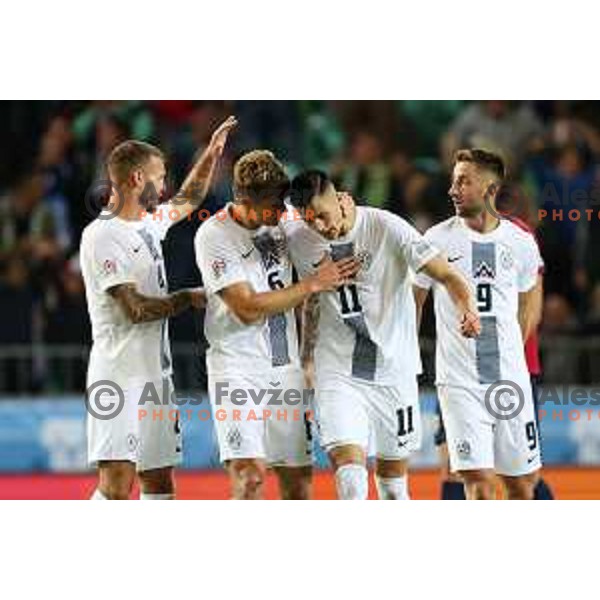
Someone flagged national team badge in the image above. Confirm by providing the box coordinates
[226,427,242,451]
[456,439,471,458]
[500,250,514,271]
[356,249,372,271]
[126,433,139,453]
[211,258,227,279]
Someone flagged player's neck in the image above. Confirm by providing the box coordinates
[463,210,500,234]
[112,196,144,221]
[229,204,262,230]
[340,203,357,237]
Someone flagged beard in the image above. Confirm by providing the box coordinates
[139,185,162,213]
[456,201,486,219]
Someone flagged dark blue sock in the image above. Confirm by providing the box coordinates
[441,480,466,500]
[533,478,554,500]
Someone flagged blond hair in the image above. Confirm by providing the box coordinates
[233,150,290,202]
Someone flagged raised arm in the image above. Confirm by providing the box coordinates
[168,115,238,223]
[109,283,205,324]
[419,255,481,338]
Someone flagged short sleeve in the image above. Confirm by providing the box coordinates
[384,212,440,273]
[87,229,137,293]
[413,268,434,290]
[281,218,314,278]
[195,223,249,294]
[517,234,544,293]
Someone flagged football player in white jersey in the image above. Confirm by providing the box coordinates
[414,148,543,500]
[81,116,237,500]
[195,151,359,499]
[284,170,480,500]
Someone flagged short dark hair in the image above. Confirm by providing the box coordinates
[453,148,506,180]
[289,169,332,210]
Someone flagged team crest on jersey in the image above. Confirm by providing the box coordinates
[356,249,372,271]
[211,258,227,279]
[474,261,495,279]
[126,433,139,453]
[252,230,287,270]
[500,250,514,271]
[226,427,242,451]
[455,439,471,458]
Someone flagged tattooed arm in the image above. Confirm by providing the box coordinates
[168,116,237,223]
[109,284,205,324]
[300,293,320,390]
[301,293,320,366]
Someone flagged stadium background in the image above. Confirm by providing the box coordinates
[1,100,599,499]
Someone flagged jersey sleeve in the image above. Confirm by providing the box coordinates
[87,229,137,293]
[385,213,440,274]
[281,221,307,277]
[517,233,544,292]
[195,223,249,294]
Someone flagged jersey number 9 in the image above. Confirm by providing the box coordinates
[477,283,492,312]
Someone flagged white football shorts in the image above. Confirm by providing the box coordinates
[437,380,542,477]
[208,368,313,467]
[314,372,421,460]
[87,376,182,472]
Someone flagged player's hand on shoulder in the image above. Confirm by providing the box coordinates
[460,309,481,338]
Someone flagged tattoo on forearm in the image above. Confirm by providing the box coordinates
[173,151,217,209]
[110,285,191,324]
[301,294,320,364]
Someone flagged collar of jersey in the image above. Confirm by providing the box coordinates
[458,215,505,239]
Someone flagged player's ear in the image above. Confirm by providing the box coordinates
[483,180,498,201]
[130,167,144,188]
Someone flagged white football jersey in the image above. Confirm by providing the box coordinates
[80,210,173,389]
[414,216,543,387]
[194,204,300,376]
[284,206,439,385]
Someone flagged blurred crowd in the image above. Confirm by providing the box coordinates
[1,100,600,393]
